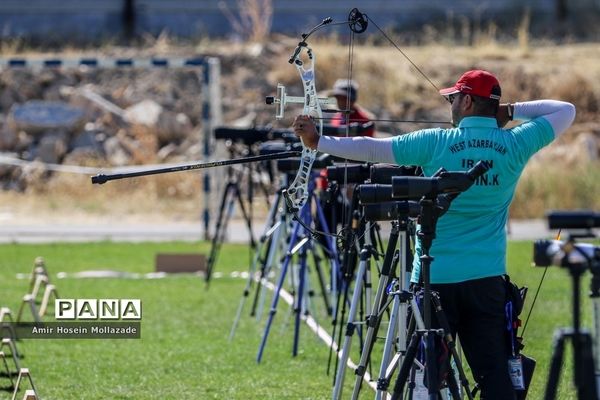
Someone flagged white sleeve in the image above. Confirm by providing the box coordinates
[317,136,397,164]
[513,100,576,137]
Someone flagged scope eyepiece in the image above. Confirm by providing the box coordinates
[363,201,420,222]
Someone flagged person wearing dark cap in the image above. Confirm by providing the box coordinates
[316,79,375,235]
[329,78,375,137]
[293,69,576,399]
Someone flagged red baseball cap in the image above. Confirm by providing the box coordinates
[439,70,501,100]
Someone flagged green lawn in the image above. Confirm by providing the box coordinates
[0,240,595,399]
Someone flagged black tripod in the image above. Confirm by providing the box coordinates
[347,218,407,399]
[205,143,271,284]
[256,171,340,362]
[544,246,599,400]
[329,184,384,385]
[386,161,492,400]
[229,182,290,340]
[388,195,473,400]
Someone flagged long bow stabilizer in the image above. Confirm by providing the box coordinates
[90,151,300,184]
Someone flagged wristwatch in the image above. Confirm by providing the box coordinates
[507,103,514,121]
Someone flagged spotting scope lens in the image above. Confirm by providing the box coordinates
[547,210,600,230]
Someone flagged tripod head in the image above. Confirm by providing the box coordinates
[362,201,420,222]
[533,239,600,271]
[214,126,300,146]
[534,209,600,273]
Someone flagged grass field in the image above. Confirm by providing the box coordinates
[0,240,596,399]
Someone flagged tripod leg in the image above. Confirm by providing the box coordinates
[544,329,567,400]
[252,214,289,320]
[249,222,281,316]
[256,219,302,363]
[375,292,401,399]
[424,331,439,399]
[332,249,370,400]
[330,254,357,382]
[376,226,412,399]
[391,332,423,400]
[242,190,283,317]
[350,226,402,400]
[229,211,283,340]
[575,332,599,400]
[311,250,332,316]
[229,235,267,341]
[318,206,350,377]
[430,294,473,399]
[205,182,234,284]
[293,234,310,357]
[234,183,257,248]
[444,366,461,400]
[313,195,342,318]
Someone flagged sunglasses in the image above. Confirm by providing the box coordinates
[447,93,459,104]
[447,93,474,105]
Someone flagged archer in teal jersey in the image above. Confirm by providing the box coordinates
[293,69,575,399]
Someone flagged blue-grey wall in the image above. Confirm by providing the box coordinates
[0,0,596,40]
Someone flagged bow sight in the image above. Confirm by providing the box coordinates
[265,84,337,121]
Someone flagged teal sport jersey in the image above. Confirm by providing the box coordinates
[392,116,555,283]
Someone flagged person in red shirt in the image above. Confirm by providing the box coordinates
[329,79,375,137]
[316,79,376,238]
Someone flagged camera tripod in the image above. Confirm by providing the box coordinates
[327,212,414,399]
[205,143,272,284]
[256,171,341,362]
[228,181,290,340]
[386,195,473,400]
[331,220,384,399]
[327,184,384,381]
[343,203,472,400]
[544,251,599,400]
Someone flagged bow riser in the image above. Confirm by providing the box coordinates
[282,146,316,211]
[279,44,325,211]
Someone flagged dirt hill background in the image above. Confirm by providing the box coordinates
[0,35,598,225]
